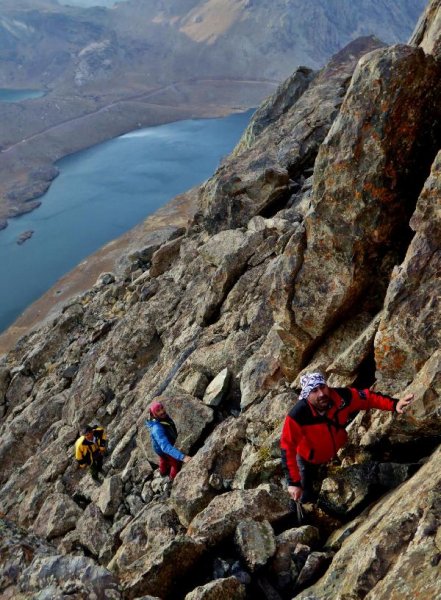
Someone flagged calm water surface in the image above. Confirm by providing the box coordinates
[0,89,45,102]
[0,110,253,333]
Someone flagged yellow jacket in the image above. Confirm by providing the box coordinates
[75,427,106,467]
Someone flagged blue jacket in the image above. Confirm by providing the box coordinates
[145,417,185,462]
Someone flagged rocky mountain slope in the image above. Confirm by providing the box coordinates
[0,0,425,226]
[0,1,440,598]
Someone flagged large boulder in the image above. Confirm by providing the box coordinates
[21,554,121,600]
[234,519,276,571]
[120,535,205,600]
[171,416,248,526]
[203,368,231,407]
[187,487,290,547]
[108,501,181,573]
[97,474,124,517]
[71,503,117,564]
[185,576,246,600]
[32,493,82,540]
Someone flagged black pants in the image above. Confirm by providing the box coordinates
[297,455,324,503]
[90,452,103,480]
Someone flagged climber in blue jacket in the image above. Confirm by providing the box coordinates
[145,399,191,479]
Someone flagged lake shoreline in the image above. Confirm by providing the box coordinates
[0,110,254,355]
[0,79,276,228]
[0,189,198,357]
[0,104,234,225]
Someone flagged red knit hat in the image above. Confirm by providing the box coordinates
[150,401,165,417]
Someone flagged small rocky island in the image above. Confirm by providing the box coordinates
[16,230,34,245]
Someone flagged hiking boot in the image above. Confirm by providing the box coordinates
[90,467,102,482]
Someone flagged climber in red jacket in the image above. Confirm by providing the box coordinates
[280,372,414,504]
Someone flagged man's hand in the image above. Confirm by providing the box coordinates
[183,456,191,464]
[396,393,414,414]
[288,485,303,501]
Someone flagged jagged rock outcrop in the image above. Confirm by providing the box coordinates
[410,0,441,57]
[0,2,440,598]
[375,150,441,395]
[278,42,441,378]
[119,535,205,599]
[32,492,83,540]
[198,36,386,234]
[270,524,321,590]
[297,446,441,600]
[171,415,248,526]
[234,519,276,571]
[234,66,315,155]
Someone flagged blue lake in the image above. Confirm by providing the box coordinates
[0,89,45,102]
[0,110,253,333]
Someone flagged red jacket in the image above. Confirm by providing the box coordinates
[280,387,397,485]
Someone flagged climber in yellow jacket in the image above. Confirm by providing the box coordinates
[75,425,107,481]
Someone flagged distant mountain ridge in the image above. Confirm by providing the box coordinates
[0,0,427,87]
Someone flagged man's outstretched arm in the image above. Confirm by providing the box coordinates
[350,388,414,414]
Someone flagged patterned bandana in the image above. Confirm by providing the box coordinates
[299,372,327,401]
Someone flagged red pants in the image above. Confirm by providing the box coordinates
[159,455,182,480]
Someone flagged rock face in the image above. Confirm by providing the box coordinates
[282,43,441,376]
[0,518,121,599]
[32,492,83,540]
[296,446,441,600]
[171,415,248,526]
[375,150,441,395]
[0,2,440,599]
[410,0,441,58]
